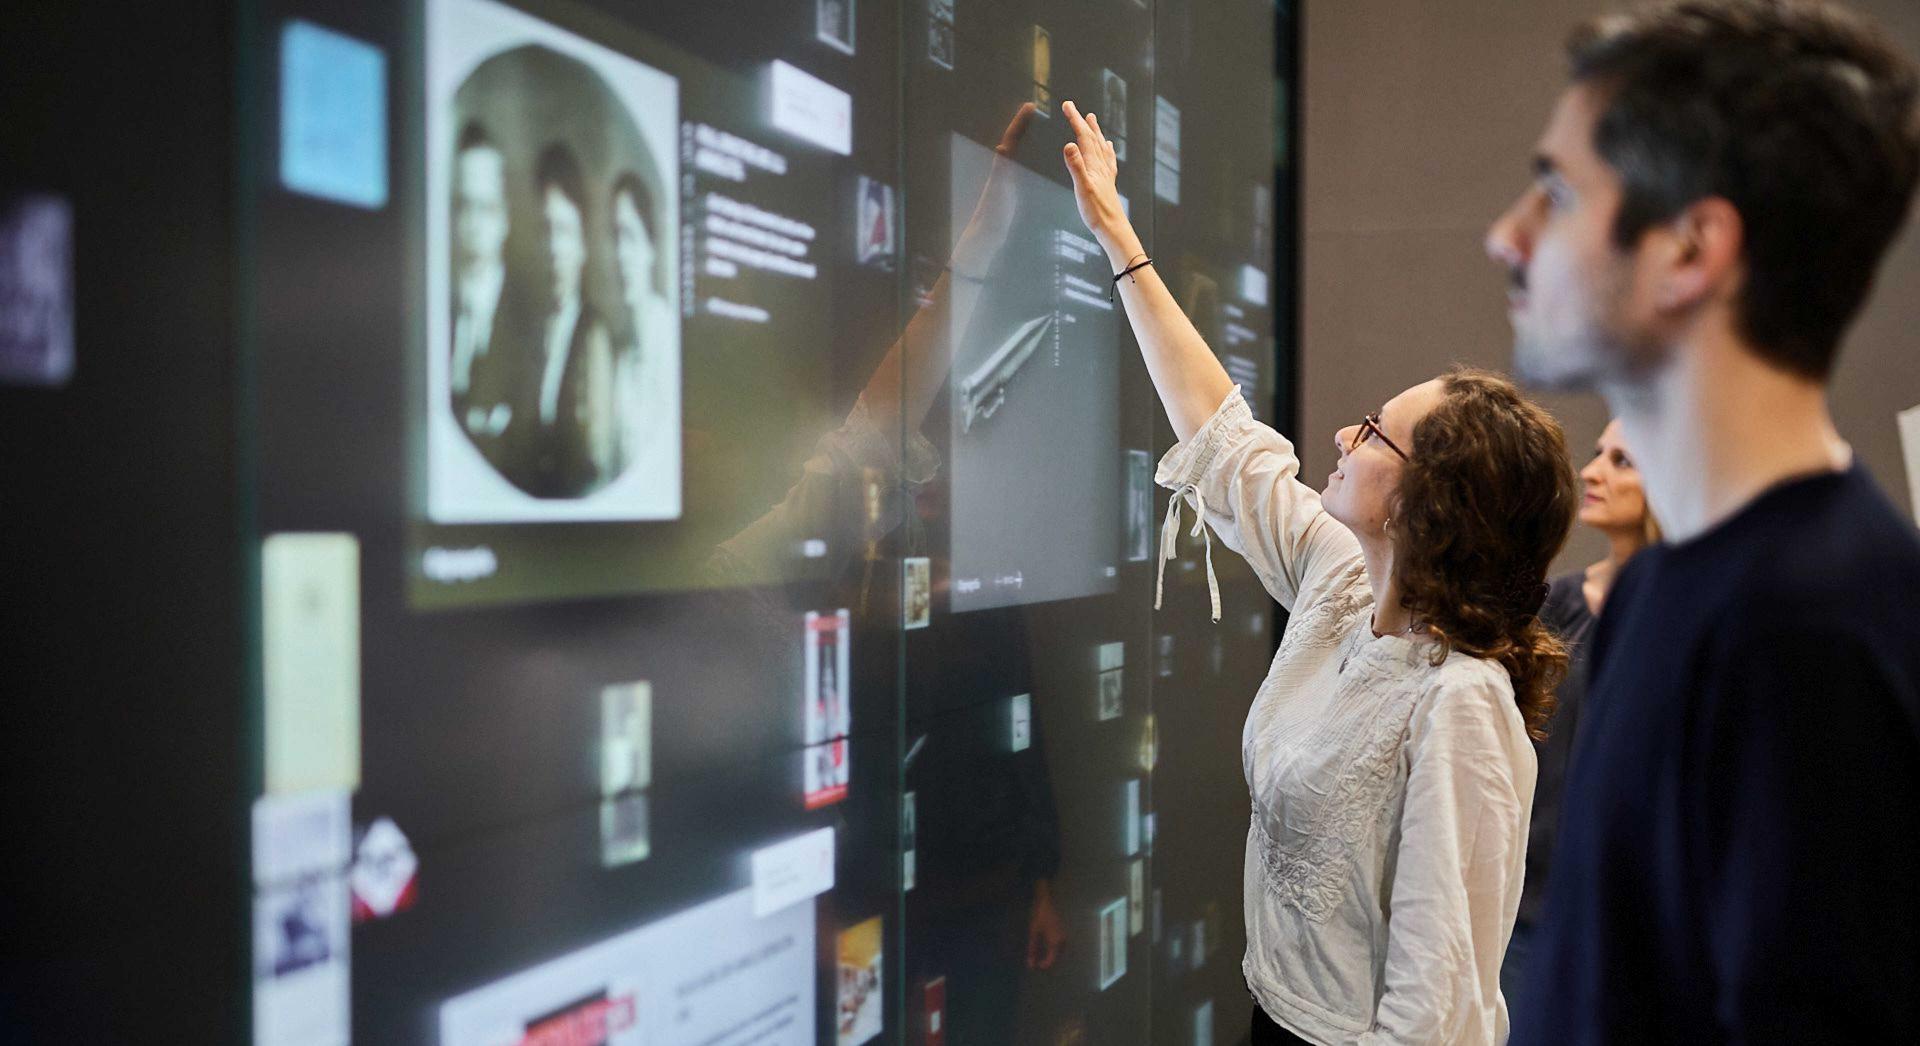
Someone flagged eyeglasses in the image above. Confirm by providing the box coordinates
[1348,412,1409,461]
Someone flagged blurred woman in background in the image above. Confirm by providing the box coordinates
[1503,419,1659,1005]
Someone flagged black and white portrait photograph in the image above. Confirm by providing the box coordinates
[426,0,680,523]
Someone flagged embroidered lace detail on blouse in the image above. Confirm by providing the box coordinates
[1256,707,1419,924]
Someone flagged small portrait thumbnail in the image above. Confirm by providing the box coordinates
[817,0,855,56]
[901,791,917,890]
[903,556,931,629]
[1096,641,1124,721]
[1009,693,1032,753]
[806,738,851,809]
[837,915,884,1044]
[855,175,897,270]
[599,791,651,867]
[599,680,652,797]
[1097,897,1128,989]
[928,0,955,70]
[805,609,853,745]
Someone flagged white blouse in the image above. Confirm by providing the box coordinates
[1157,389,1536,1045]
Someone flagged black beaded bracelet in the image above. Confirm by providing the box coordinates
[1110,255,1153,302]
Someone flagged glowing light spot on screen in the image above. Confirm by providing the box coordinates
[280,21,388,208]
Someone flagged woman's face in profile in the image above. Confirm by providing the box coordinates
[1322,378,1443,540]
[1578,419,1648,533]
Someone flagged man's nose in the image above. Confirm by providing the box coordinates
[1486,194,1536,269]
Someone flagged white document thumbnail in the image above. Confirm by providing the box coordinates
[439,888,814,1045]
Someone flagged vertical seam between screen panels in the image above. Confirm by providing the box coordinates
[893,0,912,1038]
[234,0,264,1041]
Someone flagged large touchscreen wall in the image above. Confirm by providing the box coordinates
[244,1,1283,1043]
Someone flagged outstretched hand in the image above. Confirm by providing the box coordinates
[1060,100,1130,253]
[953,102,1039,273]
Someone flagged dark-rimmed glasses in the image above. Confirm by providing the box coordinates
[1349,412,1409,461]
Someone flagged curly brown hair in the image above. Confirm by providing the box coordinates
[1390,368,1580,741]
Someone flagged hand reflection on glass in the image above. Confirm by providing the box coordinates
[708,103,1040,589]
[858,101,1037,457]
[1027,877,1067,970]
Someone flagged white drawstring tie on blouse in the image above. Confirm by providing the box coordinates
[1155,484,1222,622]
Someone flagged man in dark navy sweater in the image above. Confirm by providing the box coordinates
[1484,1,1920,1039]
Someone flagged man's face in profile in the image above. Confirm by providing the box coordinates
[1487,86,1654,389]
[612,189,655,318]
[541,182,586,309]
[453,146,508,282]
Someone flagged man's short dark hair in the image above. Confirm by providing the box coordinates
[1568,0,1920,379]
[456,122,496,156]
[534,142,586,211]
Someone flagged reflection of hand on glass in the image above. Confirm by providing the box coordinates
[711,104,1040,587]
[861,101,1038,451]
[1025,877,1067,970]
[950,102,1039,279]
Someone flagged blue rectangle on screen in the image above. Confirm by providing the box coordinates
[280,21,388,209]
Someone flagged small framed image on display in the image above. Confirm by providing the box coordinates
[817,0,855,56]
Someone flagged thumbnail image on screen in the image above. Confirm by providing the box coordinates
[946,133,1121,612]
[438,887,813,1045]
[425,0,681,523]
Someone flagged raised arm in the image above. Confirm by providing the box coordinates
[1059,99,1233,442]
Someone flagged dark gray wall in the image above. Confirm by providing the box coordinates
[0,2,246,1040]
[1302,0,1920,575]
